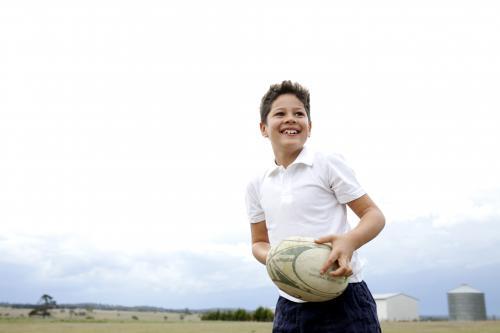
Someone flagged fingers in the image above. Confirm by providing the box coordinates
[320,253,352,277]
[315,235,353,277]
[319,250,339,274]
[314,235,336,245]
[330,256,353,277]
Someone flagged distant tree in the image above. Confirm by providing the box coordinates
[234,308,251,321]
[132,315,139,320]
[39,295,56,308]
[253,306,274,322]
[29,294,57,318]
[201,307,272,322]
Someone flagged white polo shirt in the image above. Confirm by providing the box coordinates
[245,146,366,302]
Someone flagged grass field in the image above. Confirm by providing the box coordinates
[2,319,500,333]
[1,308,500,333]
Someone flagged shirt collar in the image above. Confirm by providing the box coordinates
[266,146,314,177]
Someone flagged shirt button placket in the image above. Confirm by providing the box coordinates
[281,168,292,203]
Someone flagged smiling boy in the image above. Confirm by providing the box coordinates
[245,81,385,333]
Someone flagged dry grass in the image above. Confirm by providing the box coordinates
[381,321,500,333]
[2,320,500,333]
[0,306,200,322]
[0,320,272,333]
[1,308,500,333]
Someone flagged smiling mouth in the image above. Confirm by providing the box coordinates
[281,129,300,135]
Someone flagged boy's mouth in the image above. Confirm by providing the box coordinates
[280,129,300,136]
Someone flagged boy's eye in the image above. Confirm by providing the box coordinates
[272,111,305,117]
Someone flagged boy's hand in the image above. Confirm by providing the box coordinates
[315,234,356,278]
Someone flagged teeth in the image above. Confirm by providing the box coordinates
[283,129,298,135]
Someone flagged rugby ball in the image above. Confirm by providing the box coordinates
[266,236,348,302]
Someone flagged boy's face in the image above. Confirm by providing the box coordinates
[260,93,311,153]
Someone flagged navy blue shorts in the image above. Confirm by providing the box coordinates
[273,281,381,333]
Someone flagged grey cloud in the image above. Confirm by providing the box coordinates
[0,233,269,306]
[359,199,500,315]
[362,214,500,276]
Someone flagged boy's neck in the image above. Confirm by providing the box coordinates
[273,146,304,169]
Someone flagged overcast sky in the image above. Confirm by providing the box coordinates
[1,1,499,315]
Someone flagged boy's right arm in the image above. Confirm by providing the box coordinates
[251,221,270,265]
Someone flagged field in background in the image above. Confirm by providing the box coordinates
[0,320,272,333]
[382,321,500,333]
[2,308,500,333]
[0,306,200,322]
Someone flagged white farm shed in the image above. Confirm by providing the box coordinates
[373,293,419,321]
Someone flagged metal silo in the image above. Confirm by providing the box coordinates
[447,284,487,321]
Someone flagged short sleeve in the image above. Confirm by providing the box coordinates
[326,153,366,204]
[245,179,266,224]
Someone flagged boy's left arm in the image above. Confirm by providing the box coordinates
[315,194,385,277]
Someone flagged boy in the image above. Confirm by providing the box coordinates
[245,81,385,333]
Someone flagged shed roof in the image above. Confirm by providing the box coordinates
[372,293,419,301]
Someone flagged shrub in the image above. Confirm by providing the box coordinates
[253,306,274,322]
[201,307,273,322]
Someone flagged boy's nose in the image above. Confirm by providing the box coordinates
[284,115,297,123]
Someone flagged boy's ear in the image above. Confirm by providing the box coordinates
[308,121,312,137]
[260,122,268,137]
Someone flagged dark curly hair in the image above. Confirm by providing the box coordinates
[259,80,310,124]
